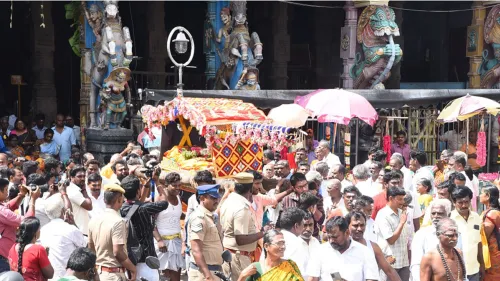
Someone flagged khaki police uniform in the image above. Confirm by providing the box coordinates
[88,184,128,281]
[188,205,224,281]
[220,172,258,279]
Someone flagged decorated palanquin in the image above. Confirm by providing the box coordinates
[140,97,268,179]
[212,140,263,177]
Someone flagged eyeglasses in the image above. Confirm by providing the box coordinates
[270,241,286,247]
[439,232,459,238]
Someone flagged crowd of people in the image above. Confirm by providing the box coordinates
[0,117,498,281]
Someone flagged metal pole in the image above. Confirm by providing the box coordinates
[355,118,359,165]
[488,115,492,172]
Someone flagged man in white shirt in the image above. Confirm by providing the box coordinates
[410,151,434,193]
[300,212,320,280]
[389,153,414,192]
[86,173,105,219]
[276,207,308,274]
[315,140,341,170]
[352,164,377,197]
[40,193,86,280]
[32,113,47,140]
[307,216,379,281]
[449,153,478,211]
[410,199,463,281]
[375,187,410,281]
[329,164,351,192]
[67,165,93,235]
[65,115,81,146]
[440,127,466,151]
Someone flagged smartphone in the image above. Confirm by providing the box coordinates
[331,272,342,281]
[132,145,141,151]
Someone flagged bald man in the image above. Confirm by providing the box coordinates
[323,179,344,215]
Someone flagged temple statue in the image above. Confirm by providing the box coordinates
[82,0,134,128]
[211,1,263,90]
[236,68,260,90]
[480,5,500,89]
[101,67,130,129]
[350,5,402,89]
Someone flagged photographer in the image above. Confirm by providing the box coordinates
[0,178,40,273]
[120,174,169,281]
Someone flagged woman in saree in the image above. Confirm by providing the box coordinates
[480,184,500,281]
[9,119,35,151]
[238,229,303,281]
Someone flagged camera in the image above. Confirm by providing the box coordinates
[29,184,38,192]
[142,160,159,178]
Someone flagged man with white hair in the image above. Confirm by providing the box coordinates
[315,162,329,196]
[352,164,377,197]
[410,199,463,281]
[314,140,341,169]
[389,153,414,192]
[40,194,86,280]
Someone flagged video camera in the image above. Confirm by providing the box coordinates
[142,160,159,178]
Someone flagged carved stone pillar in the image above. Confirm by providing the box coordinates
[467,1,486,89]
[340,0,358,89]
[271,1,290,89]
[31,2,57,121]
[147,2,167,88]
[80,34,91,152]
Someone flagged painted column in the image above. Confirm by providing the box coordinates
[147,2,167,88]
[31,2,57,121]
[467,1,486,89]
[205,1,229,88]
[80,20,91,152]
[271,1,290,89]
[340,0,358,89]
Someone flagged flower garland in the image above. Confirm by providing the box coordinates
[477,119,487,167]
[382,120,392,162]
[204,123,297,152]
[344,131,351,170]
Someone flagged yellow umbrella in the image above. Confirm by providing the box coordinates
[437,94,500,122]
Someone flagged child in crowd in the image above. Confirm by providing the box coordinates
[416,178,433,224]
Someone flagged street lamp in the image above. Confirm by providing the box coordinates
[167,26,195,97]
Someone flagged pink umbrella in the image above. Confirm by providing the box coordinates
[294,89,378,126]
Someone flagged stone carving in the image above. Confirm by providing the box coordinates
[211,1,263,90]
[82,0,134,128]
[236,68,260,90]
[480,5,500,89]
[350,5,402,89]
[100,67,131,129]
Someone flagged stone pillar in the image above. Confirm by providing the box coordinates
[147,2,167,88]
[80,33,91,152]
[271,1,290,89]
[467,1,486,89]
[385,1,404,89]
[340,0,358,89]
[31,2,57,121]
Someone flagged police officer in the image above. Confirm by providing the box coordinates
[220,172,266,279]
[188,184,223,281]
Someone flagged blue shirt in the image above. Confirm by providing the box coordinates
[40,141,60,156]
[51,126,76,161]
[0,137,8,153]
[32,126,47,140]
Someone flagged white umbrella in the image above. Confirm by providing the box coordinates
[267,104,311,127]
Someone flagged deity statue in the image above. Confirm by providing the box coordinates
[350,5,402,89]
[83,0,134,128]
[100,67,131,129]
[81,2,103,43]
[236,68,260,90]
[212,1,263,90]
[480,5,500,89]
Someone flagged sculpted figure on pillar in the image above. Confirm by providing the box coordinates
[480,5,500,89]
[350,5,402,89]
[211,1,263,90]
[82,0,134,129]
